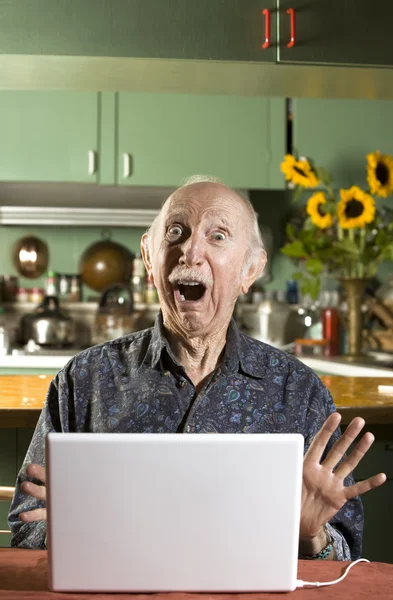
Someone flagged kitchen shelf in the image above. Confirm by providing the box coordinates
[2,302,160,312]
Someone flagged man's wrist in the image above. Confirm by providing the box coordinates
[299,525,333,558]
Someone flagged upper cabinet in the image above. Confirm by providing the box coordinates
[279,0,393,67]
[117,93,285,189]
[0,92,99,183]
[0,0,276,63]
[0,91,285,190]
[1,1,392,68]
[293,98,393,189]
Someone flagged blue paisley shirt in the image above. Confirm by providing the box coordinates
[9,314,363,557]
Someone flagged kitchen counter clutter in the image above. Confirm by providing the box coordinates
[1,375,393,428]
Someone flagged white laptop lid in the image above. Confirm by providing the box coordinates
[46,433,304,593]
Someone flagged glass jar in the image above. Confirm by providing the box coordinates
[69,275,82,302]
[30,288,44,305]
[16,287,29,303]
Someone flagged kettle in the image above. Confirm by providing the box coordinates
[20,296,75,347]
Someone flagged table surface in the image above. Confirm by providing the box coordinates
[0,550,393,600]
[1,374,393,426]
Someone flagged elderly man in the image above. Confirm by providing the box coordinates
[9,176,385,560]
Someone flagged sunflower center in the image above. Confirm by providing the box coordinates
[294,166,306,177]
[317,203,326,217]
[376,161,389,185]
[344,199,364,219]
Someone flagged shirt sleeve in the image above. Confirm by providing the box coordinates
[302,375,364,561]
[8,365,74,549]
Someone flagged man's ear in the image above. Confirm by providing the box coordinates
[141,233,154,283]
[240,250,267,294]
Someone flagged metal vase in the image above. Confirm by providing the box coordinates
[340,277,368,357]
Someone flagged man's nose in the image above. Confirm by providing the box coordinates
[179,234,204,266]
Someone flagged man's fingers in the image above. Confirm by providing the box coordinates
[304,412,342,463]
[26,463,46,483]
[19,508,47,523]
[20,481,46,501]
[334,431,375,479]
[323,417,367,471]
[345,473,387,500]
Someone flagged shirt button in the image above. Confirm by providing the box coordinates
[186,425,192,433]
[178,379,187,388]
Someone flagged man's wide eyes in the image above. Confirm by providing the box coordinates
[168,225,183,236]
[211,231,226,241]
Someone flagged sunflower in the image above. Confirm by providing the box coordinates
[280,154,320,188]
[306,192,334,229]
[366,151,393,197]
[337,186,376,229]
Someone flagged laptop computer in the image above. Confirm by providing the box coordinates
[46,432,304,592]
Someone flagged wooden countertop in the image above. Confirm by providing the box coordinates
[1,375,393,427]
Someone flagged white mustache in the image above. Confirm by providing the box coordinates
[168,268,213,288]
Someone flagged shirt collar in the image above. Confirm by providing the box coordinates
[146,312,266,379]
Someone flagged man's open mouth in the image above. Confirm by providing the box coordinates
[175,280,207,302]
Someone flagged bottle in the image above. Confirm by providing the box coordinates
[145,279,159,305]
[131,254,147,304]
[45,271,58,297]
[0,307,10,355]
[321,291,340,357]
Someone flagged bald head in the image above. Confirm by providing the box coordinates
[148,176,265,271]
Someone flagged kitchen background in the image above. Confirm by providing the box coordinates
[1,0,393,562]
[0,93,392,369]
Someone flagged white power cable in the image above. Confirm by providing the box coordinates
[296,558,370,588]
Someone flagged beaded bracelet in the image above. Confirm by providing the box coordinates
[299,541,334,560]
[299,530,334,560]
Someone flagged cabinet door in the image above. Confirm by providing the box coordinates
[279,0,393,67]
[0,1,276,63]
[292,98,393,189]
[0,92,99,183]
[117,93,286,189]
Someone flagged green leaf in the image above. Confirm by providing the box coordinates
[315,166,333,186]
[280,240,307,258]
[291,271,304,281]
[303,216,316,232]
[333,239,360,256]
[305,258,324,276]
[292,184,304,203]
[285,223,296,240]
[299,275,321,300]
[379,243,393,261]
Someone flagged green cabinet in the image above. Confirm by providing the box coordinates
[0,91,286,190]
[0,92,99,183]
[279,1,393,67]
[292,98,393,189]
[117,93,285,189]
[0,0,276,63]
[352,428,393,563]
[0,428,35,548]
[1,1,392,69]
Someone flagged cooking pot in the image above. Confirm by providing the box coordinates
[239,294,306,349]
[20,296,75,347]
[79,235,133,292]
[13,235,49,279]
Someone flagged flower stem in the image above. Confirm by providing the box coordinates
[348,228,356,277]
[358,228,366,278]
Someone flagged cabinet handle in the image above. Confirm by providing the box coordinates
[122,153,131,178]
[286,7,296,48]
[261,9,271,49]
[88,150,96,175]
